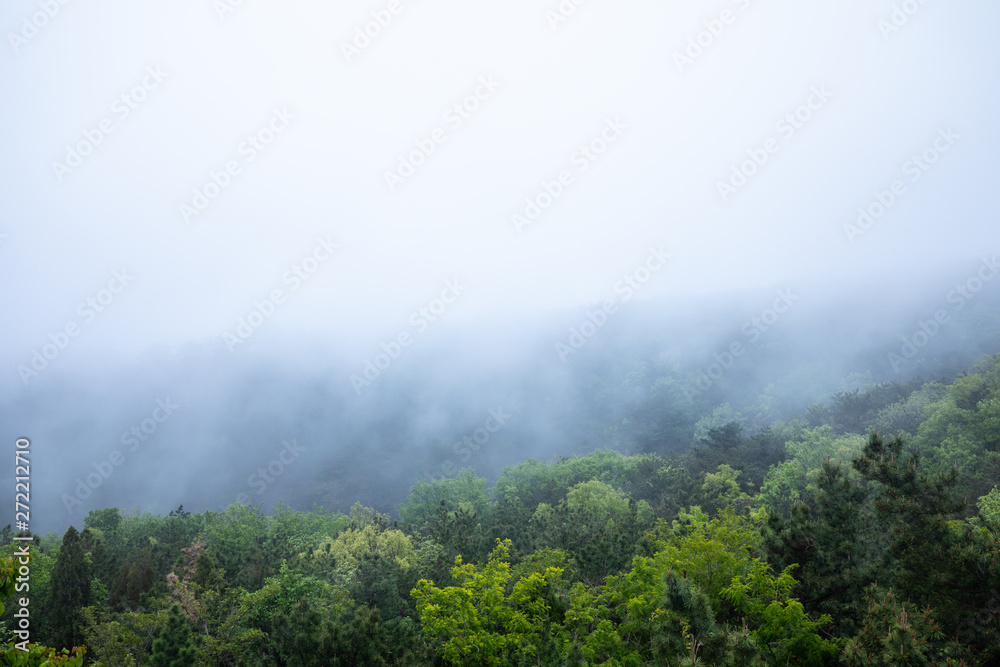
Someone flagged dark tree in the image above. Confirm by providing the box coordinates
[46,526,91,651]
[853,431,1000,660]
[110,547,154,611]
[84,507,122,535]
[763,458,874,636]
[150,604,200,667]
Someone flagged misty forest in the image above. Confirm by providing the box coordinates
[5,1,1000,666]
[4,278,1000,665]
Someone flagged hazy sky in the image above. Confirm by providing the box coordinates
[3,0,999,388]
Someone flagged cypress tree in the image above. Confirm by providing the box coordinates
[46,525,91,651]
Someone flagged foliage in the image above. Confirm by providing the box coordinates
[756,426,864,517]
[722,559,838,665]
[399,470,492,530]
[853,431,1000,660]
[978,485,1000,528]
[529,481,654,585]
[699,464,755,515]
[647,506,762,615]
[493,450,642,511]
[411,539,564,666]
[149,604,200,667]
[84,508,122,538]
[0,643,86,666]
[873,382,947,437]
[199,504,272,592]
[46,527,91,652]
[843,587,966,667]
[0,554,86,665]
[269,594,416,666]
[762,457,875,636]
[693,404,748,443]
[309,522,417,577]
[910,356,1000,508]
[808,379,924,435]
[18,353,1000,665]
[79,603,163,667]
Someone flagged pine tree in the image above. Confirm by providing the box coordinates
[46,526,91,651]
[853,433,965,605]
[853,431,1000,660]
[149,604,200,667]
[762,458,873,635]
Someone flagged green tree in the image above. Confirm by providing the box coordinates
[411,539,563,666]
[200,503,272,591]
[873,381,946,437]
[0,553,86,664]
[649,505,762,615]
[46,526,91,651]
[910,355,1000,506]
[270,595,417,666]
[854,433,964,602]
[0,643,86,665]
[422,499,491,566]
[762,458,874,636]
[84,507,122,536]
[79,603,163,667]
[843,587,967,667]
[978,485,1000,528]
[302,505,426,620]
[756,426,865,517]
[590,555,732,665]
[722,559,838,666]
[699,464,755,515]
[529,480,654,585]
[853,431,1000,659]
[493,450,642,513]
[149,604,200,666]
[109,547,154,611]
[400,470,492,530]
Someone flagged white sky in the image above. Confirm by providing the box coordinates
[2,0,999,390]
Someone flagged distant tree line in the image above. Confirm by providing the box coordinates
[3,354,1000,664]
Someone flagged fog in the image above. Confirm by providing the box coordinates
[2,1,999,533]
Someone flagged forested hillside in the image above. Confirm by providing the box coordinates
[4,353,1000,665]
[6,0,1000,664]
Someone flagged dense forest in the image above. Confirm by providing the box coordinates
[4,350,1000,665]
[6,1,1000,665]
